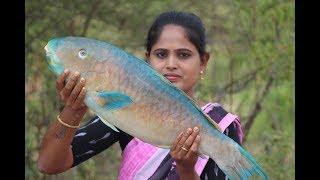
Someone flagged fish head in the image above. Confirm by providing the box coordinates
[44,37,65,75]
[44,37,114,76]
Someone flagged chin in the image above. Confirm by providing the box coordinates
[172,82,183,90]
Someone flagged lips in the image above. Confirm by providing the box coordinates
[164,73,181,82]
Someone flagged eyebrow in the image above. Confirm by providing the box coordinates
[175,48,192,52]
[153,48,167,52]
[153,48,192,52]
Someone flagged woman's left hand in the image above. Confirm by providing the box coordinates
[170,127,201,176]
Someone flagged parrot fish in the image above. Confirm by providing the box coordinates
[44,36,268,180]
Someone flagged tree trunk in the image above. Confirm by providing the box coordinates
[243,75,274,143]
[81,0,102,36]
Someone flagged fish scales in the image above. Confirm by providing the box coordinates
[113,59,229,158]
[44,37,268,180]
[104,58,179,140]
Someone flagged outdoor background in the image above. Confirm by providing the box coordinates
[26,0,294,179]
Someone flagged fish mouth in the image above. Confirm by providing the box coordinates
[45,38,64,75]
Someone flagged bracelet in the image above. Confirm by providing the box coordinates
[57,115,80,129]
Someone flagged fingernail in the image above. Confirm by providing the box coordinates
[75,71,80,76]
[80,78,85,82]
[187,128,192,133]
[64,69,68,73]
[194,127,199,132]
[179,132,183,137]
[196,135,200,141]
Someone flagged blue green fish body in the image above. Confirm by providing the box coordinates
[44,37,268,180]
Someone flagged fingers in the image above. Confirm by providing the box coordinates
[178,127,199,156]
[186,135,200,159]
[171,132,184,151]
[170,126,201,166]
[174,128,193,153]
[73,87,87,109]
[56,69,69,92]
[66,77,86,106]
[60,71,80,101]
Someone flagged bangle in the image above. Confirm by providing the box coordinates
[57,115,80,129]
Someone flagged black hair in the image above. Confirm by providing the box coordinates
[145,11,207,60]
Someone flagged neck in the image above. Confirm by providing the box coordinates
[186,91,194,100]
[185,90,207,107]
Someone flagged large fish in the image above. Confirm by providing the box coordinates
[44,36,268,180]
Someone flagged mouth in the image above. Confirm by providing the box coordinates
[45,38,64,75]
[164,73,181,82]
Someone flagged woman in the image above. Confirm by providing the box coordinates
[38,11,243,180]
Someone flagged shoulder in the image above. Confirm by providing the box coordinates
[204,102,243,144]
[203,102,230,123]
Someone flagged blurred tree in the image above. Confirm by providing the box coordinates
[26,0,294,179]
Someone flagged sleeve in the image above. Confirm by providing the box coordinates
[70,116,121,167]
[206,104,242,145]
[200,104,243,179]
[225,121,242,145]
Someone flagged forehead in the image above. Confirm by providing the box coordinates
[152,24,197,51]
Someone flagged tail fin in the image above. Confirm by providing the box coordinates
[221,143,268,180]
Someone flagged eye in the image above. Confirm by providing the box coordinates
[153,49,168,59]
[178,52,190,59]
[78,49,87,59]
[156,52,167,59]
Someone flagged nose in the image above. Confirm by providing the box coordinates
[165,55,178,70]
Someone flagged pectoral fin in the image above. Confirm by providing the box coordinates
[96,91,133,110]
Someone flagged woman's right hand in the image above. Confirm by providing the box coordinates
[56,69,88,122]
[37,69,88,174]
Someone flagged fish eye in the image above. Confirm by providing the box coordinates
[78,49,87,59]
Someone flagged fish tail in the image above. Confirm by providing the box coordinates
[222,144,268,180]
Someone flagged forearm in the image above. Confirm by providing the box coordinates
[38,108,82,174]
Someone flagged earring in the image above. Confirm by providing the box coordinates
[200,70,204,80]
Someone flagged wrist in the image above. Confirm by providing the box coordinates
[176,165,197,175]
[59,107,84,126]
[176,163,195,171]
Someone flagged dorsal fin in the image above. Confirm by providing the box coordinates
[138,60,222,132]
[120,52,223,132]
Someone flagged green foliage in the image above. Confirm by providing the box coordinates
[26,0,294,179]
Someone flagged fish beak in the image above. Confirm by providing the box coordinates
[44,44,51,55]
[45,38,64,75]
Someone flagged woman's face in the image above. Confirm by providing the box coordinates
[147,24,208,98]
